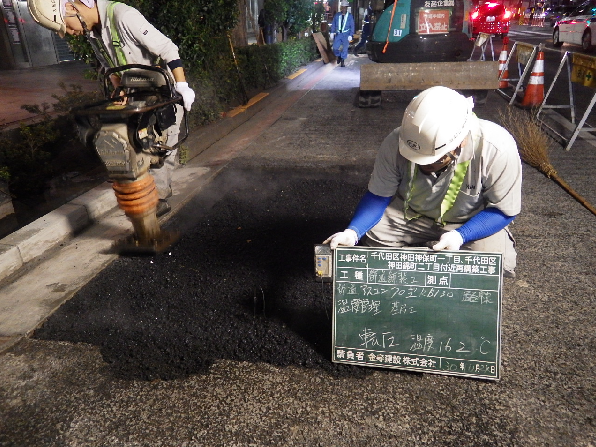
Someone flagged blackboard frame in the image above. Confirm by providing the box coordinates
[331,246,503,380]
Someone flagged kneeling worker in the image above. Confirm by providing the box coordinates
[324,86,522,278]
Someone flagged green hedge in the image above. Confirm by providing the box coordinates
[187,36,318,126]
[236,38,317,91]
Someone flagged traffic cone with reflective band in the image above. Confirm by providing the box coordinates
[521,49,545,107]
[498,40,509,88]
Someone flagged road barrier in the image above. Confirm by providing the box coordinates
[497,41,539,105]
[469,33,495,62]
[519,12,546,26]
[496,42,596,151]
[537,50,596,151]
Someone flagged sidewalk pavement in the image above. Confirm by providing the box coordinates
[0,58,336,351]
[0,61,100,129]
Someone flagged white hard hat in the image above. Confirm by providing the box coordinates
[28,0,96,38]
[398,86,474,165]
[28,0,67,37]
[340,1,350,6]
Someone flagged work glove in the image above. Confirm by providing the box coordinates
[432,230,464,251]
[329,32,335,40]
[175,82,195,111]
[348,35,353,42]
[323,229,358,250]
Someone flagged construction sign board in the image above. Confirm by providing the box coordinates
[417,9,451,34]
[571,53,596,88]
[331,246,503,380]
[515,42,535,66]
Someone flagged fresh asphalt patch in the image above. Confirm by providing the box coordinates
[34,166,377,381]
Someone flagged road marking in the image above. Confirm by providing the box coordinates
[287,68,307,79]
[226,92,270,117]
[509,29,552,37]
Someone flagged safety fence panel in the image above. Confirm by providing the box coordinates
[537,51,596,151]
[469,32,495,62]
[497,41,539,105]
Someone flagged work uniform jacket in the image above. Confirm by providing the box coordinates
[368,114,522,223]
[91,0,181,69]
[331,11,355,36]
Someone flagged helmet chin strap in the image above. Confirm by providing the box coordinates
[76,11,92,35]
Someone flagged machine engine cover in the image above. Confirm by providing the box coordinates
[94,129,135,178]
[121,69,168,89]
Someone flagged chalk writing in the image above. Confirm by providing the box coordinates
[332,247,502,380]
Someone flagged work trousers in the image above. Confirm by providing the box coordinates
[151,104,184,199]
[333,32,351,60]
[364,196,517,275]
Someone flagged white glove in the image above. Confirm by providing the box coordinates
[348,36,352,42]
[175,82,195,111]
[433,230,464,251]
[323,229,358,250]
[329,33,335,40]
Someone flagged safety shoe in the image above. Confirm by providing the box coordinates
[336,56,342,65]
[341,58,345,67]
[156,199,171,217]
[503,270,516,279]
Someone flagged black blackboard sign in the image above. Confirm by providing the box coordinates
[332,247,503,380]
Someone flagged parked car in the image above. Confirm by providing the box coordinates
[471,2,512,38]
[544,5,576,26]
[553,0,596,51]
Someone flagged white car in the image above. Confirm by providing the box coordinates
[553,0,596,51]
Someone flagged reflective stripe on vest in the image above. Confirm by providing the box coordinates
[107,2,127,66]
[339,13,350,33]
[403,160,471,225]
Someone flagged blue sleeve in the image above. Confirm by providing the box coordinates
[455,208,516,243]
[347,191,392,241]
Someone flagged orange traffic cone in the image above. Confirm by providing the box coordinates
[521,50,545,107]
[498,41,509,89]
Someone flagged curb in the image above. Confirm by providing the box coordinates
[0,183,117,283]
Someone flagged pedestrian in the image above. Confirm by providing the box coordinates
[27,0,195,217]
[323,86,522,278]
[353,3,372,56]
[330,1,354,67]
[258,8,275,45]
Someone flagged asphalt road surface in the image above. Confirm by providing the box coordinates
[1,43,595,446]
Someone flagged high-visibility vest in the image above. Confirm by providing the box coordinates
[403,160,471,225]
[107,2,127,66]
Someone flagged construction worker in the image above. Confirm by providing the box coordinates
[353,3,372,56]
[330,1,354,67]
[324,86,522,278]
[27,0,195,217]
